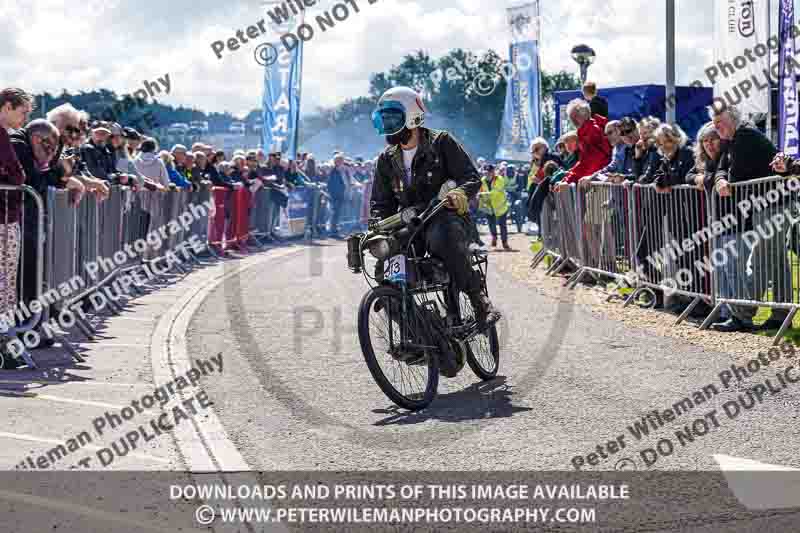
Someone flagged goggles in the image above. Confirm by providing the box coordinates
[371,100,407,136]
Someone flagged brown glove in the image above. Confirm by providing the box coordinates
[445,188,469,215]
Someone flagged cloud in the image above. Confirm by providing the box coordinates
[1,0,715,117]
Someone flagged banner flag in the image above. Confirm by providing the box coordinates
[277,189,310,238]
[495,2,542,161]
[712,0,770,123]
[779,0,799,155]
[261,5,304,159]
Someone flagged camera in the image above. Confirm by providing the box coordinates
[62,147,88,173]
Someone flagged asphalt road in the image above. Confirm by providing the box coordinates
[187,235,800,474]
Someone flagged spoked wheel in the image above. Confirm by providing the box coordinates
[358,286,439,410]
[458,292,500,380]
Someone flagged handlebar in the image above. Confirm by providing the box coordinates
[369,197,450,238]
[409,198,449,229]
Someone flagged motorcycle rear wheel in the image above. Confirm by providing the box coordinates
[457,292,501,380]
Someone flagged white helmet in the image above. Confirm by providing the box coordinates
[372,86,427,135]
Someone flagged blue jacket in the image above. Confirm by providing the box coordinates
[594,143,629,178]
[167,167,191,188]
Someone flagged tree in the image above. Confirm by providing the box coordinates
[305,50,580,158]
[428,49,509,157]
[368,51,437,100]
[540,70,581,141]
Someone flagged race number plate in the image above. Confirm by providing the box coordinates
[384,255,407,284]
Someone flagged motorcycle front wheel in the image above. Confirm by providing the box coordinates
[358,286,439,410]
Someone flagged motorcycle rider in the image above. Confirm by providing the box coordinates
[369,86,501,327]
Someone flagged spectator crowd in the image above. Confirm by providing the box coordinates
[475,80,800,335]
[3,76,799,368]
[0,87,375,368]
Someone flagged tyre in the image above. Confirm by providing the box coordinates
[358,286,439,410]
[458,292,500,380]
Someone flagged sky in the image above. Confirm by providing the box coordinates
[0,0,776,118]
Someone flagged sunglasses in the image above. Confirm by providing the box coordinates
[65,125,82,137]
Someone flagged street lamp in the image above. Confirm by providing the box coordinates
[570,44,596,84]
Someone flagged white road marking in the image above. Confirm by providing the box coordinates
[714,454,800,472]
[715,454,800,511]
[0,380,151,388]
[151,250,296,533]
[151,253,300,471]
[81,343,149,347]
[0,431,171,464]
[0,390,124,409]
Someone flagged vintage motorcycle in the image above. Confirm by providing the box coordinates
[346,182,500,410]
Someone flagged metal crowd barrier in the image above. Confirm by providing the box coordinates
[338,188,366,233]
[535,181,715,323]
[208,186,253,253]
[315,188,331,236]
[549,185,583,276]
[703,175,800,340]
[39,185,216,363]
[250,186,277,245]
[12,176,369,369]
[360,179,373,226]
[534,174,800,342]
[627,184,714,323]
[187,187,212,252]
[530,195,561,271]
[569,182,634,289]
[0,185,46,369]
[305,186,324,239]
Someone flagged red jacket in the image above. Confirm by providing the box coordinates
[563,114,612,184]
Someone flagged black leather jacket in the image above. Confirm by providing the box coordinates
[653,146,695,188]
[80,140,116,181]
[370,128,481,220]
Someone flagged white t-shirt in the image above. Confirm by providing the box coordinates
[401,146,418,185]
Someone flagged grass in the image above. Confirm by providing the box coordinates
[529,239,554,268]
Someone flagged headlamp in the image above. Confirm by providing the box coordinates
[367,236,392,260]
